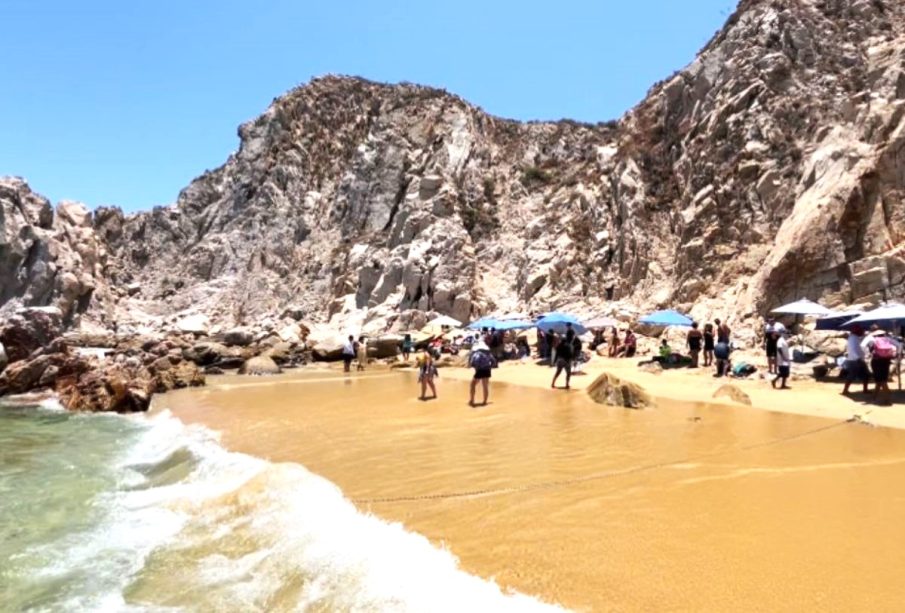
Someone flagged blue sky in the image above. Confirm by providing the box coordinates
[2,0,738,211]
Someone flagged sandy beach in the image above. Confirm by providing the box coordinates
[440,354,905,431]
[158,363,905,611]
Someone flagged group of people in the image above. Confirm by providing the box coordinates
[590,327,637,358]
[840,324,902,403]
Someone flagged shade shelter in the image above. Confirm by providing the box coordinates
[585,316,620,329]
[639,310,693,327]
[496,319,534,331]
[771,299,833,316]
[815,309,863,331]
[466,317,502,330]
[427,315,462,328]
[536,313,587,335]
[842,303,905,330]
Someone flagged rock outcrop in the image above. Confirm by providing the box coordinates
[587,372,653,409]
[3,0,905,410]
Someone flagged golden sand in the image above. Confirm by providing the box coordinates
[158,362,905,611]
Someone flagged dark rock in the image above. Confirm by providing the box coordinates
[239,355,282,375]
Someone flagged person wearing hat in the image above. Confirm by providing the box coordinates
[764,316,786,375]
[771,329,792,389]
[468,340,496,407]
[861,325,901,404]
[841,326,869,395]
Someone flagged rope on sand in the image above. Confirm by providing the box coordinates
[351,420,851,505]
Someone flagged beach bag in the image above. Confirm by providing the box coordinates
[873,336,897,359]
[471,350,494,370]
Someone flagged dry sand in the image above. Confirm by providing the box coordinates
[440,354,905,430]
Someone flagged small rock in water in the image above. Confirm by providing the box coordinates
[713,384,751,406]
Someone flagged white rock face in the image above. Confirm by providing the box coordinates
[2,1,905,343]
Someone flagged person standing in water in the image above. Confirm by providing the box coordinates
[417,349,438,400]
[468,340,496,407]
[341,335,356,373]
[401,333,414,362]
[551,329,575,389]
[356,335,367,371]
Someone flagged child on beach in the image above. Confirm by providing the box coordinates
[417,349,438,400]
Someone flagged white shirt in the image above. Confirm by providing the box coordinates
[846,334,866,361]
[342,340,355,356]
[765,322,786,334]
[776,337,791,367]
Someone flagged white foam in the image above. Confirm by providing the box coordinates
[26,410,566,611]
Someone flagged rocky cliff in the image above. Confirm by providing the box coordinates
[3,0,905,344]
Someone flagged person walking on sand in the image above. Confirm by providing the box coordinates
[771,331,791,389]
[342,335,356,373]
[703,323,715,367]
[686,322,703,368]
[841,326,869,395]
[764,317,783,375]
[468,340,496,407]
[551,329,575,389]
[356,335,368,371]
[417,349,438,400]
[861,326,901,405]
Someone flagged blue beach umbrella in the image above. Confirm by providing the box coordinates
[815,309,863,331]
[536,313,587,335]
[639,309,694,327]
[466,316,501,330]
[842,303,905,330]
[496,319,535,331]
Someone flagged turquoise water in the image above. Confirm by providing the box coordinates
[0,403,561,612]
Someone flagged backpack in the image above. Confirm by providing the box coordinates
[873,336,897,359]
[471,350,494,370]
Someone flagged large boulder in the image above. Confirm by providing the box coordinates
[183,341,230,366]
[222,327,254,347]
[174,314,209,336]
[586,372,653,409]
[0,307,63,363]
[56,364,154,413]
[239,355,282,375]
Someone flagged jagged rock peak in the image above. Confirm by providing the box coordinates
[2,0,905,349]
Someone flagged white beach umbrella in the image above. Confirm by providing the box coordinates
[770,298,833,316]
[585,316,620,329]
[426,315,462,328]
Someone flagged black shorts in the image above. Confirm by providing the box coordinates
[555,358,572,376]
[844,359,869,383]
[765,344,777,358]
[872,358,892,383]
[778,365,790,378]
[343,355,353,365]
[473,368,492,380]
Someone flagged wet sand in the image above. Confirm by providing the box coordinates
[159,366,905,611]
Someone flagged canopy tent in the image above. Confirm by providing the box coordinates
[536,312,587,335]
[842,303,905,330]
[815,309,863,331]
[585,316,620,329]
[771,299,833,316]
[639,309,693,327]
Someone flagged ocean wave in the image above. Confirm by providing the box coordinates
[9,409,564,612]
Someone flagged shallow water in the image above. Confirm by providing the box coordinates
[0,395,560,612]
[162,368,905,612]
